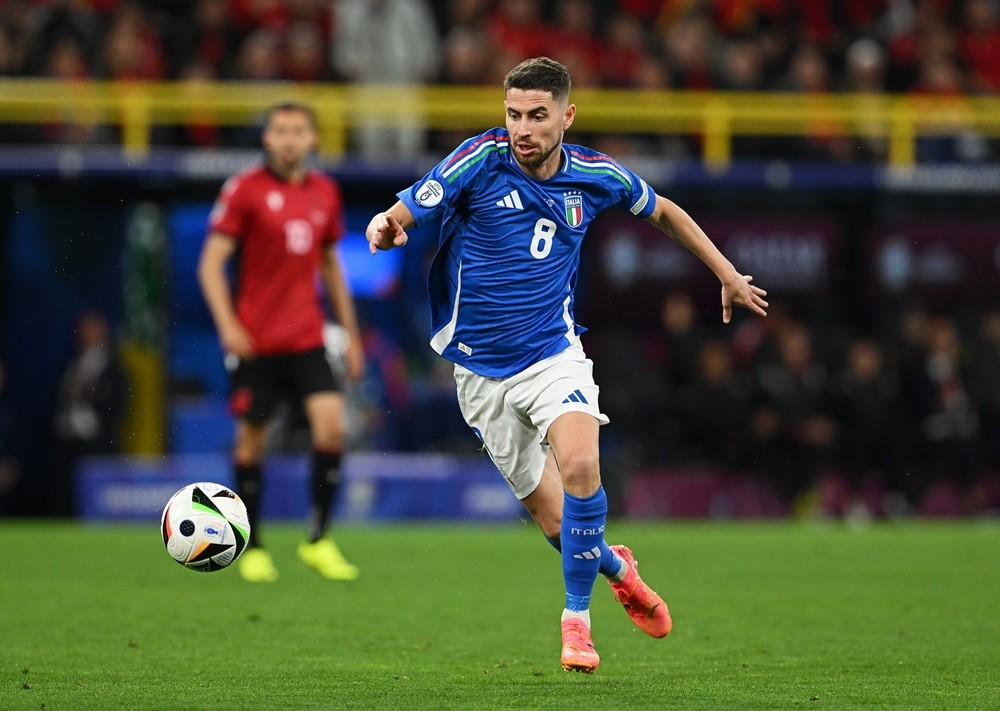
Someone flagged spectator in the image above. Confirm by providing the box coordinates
[51,310,129,516]
[25,0,107,76]
[0,1,31,76]
[654,289,706,395]
[0,21,20,76]
[959,0,1000,92]
[167,0,242,78]
[750,323,838,511]
[440,26,490,85]
[843,37,890,160]
[547,0,603,82]
[601,10,655,88]
[486,0,551,63]
[100,2,166,80]
[173,59,223,147]
[719,38,767,90]
[670,338,752,468]
[282,20,330,81]
[829,338,907,516]
[661,14,715,89]
[968,310,1000,510]
[910,315,979,511]
[971,310,1000,468]
[912,54,987,162]
[332,0,441,161]
[233,27,282,81]
[440,0,491,32]
[39,38,106,144]
[779,43,855,161]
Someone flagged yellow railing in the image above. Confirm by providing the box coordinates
[2,79,1000,167]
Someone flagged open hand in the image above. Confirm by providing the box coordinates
[722,274,768,323]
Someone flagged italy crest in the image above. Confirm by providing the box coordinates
[564,192,583,227]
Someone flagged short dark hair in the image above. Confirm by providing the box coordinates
[503,57,571,103]
[264,101,317,129]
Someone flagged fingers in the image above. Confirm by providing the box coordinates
[744,274,767,297]
[367,219,389,254]
[723,274,769,322]
[367,213,408,254]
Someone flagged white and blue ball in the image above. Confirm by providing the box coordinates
[160,482,250,572]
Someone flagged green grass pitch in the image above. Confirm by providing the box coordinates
[1,520,997,710]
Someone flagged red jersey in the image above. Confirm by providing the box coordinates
[209,165,345,355]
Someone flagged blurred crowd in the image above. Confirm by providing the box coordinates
[349,290,1000,519]
[0,0,999,158]
[587,295,1000,518]
[2,0,999,92]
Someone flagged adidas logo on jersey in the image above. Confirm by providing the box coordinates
[495,190,523,209]
[562,389,589,404]
[573,546,602,560]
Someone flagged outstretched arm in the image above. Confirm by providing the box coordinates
[645,194,768,323]
[365,201,415,254]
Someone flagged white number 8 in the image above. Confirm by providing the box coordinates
[530,218,556,259]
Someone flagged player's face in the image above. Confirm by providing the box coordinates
[505,89,575,178]
[262,109,317,170]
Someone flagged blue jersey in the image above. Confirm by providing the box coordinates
[398,128,657,378]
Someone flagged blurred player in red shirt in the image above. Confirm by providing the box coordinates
[198,102,364,583]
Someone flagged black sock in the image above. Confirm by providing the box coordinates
[234,460,263,548]
[546,534,562,552]
[309,449,342,543]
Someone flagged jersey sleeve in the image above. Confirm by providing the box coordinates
[396,130,502,226]
[618,165,656,220]
[208,174,250,240]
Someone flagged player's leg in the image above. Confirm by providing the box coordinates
[228,356,280,582]
[302,391,346,542]
[292,349,358,580]
[454,361,601,671]
[546,416,671,640]
[521,347,669,652]
[522,450,627,581]
[233,419,269,548]
[544,412,609,673]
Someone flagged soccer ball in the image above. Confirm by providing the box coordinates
[160,482,250,572]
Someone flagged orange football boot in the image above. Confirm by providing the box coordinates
[560,617,600,673]
[608,545,672,638]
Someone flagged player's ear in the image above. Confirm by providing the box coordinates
[563,103,576,132]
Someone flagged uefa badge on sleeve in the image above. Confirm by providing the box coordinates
[416,180,444,207]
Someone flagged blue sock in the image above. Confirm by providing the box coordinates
[561,486,619,611]
[546,531,623,579]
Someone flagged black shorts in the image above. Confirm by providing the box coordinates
[228,347,339,424]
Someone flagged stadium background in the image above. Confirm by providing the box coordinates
[1,0,999,522]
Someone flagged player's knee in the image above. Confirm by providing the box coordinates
[233,421,267,464]
[558,451,600,495]
[311,421,344,450]
[234,430,266,462]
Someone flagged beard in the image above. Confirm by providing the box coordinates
[513,139,560,171]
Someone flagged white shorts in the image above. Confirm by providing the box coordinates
[454,344,609,500]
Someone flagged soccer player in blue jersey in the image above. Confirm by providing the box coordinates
[365,57,768,673]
